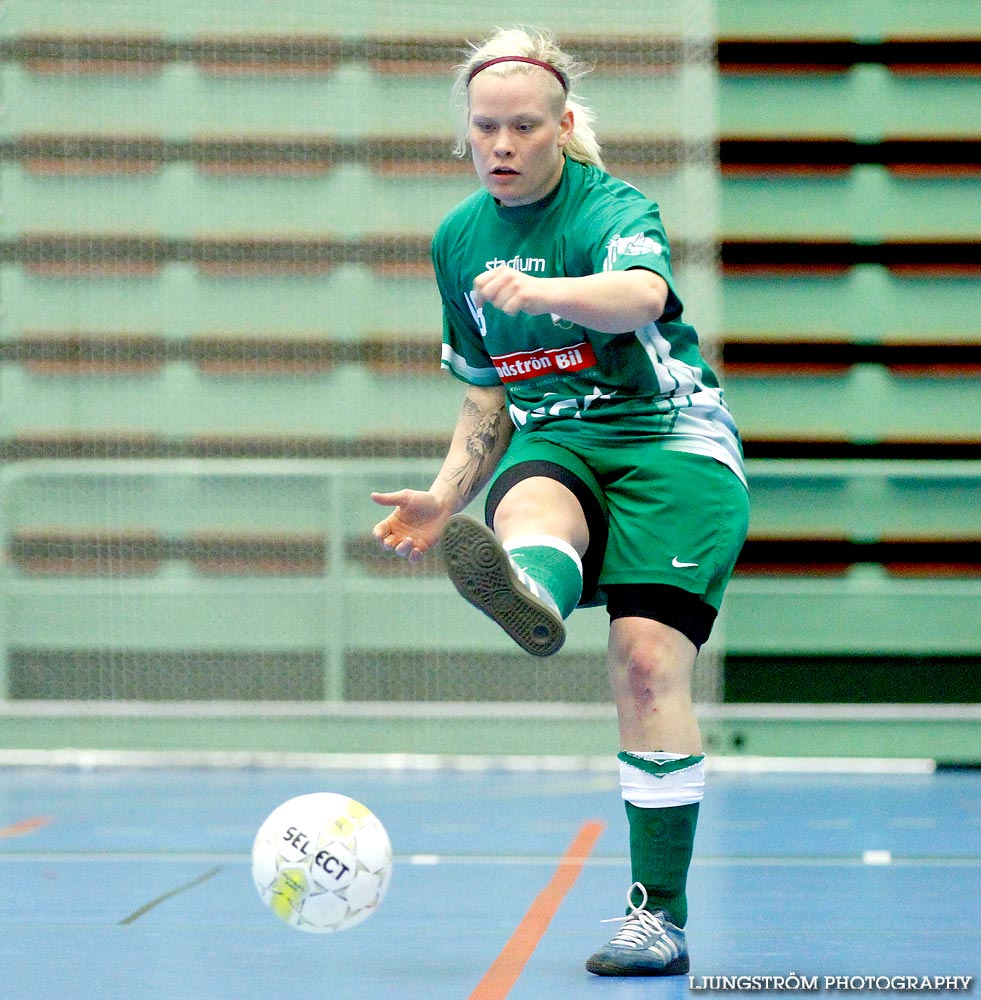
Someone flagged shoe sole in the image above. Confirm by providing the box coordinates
[585,954,690,977]
[441,514,565,657]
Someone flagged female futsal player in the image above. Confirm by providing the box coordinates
[371,26,749,976]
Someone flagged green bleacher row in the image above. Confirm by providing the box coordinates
[3,58,978,142]
[0,63,712,142]
[8,0,980,38]
[4,134,980,171]
[0,347,977,447]
[3,263,978,346]
[716,1,979,38]
[7,533,979,579]
[5,0,717,39]
[3,459,871,544]
[5,237,977,278]
[4,35,979,68]
[4,572,974,702]
[2,332,978,370]
[5,160,980,240]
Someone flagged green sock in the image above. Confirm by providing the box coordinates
[505,538,583,619]
[625,800,699,927]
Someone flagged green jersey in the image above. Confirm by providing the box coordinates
[433,158,746,485]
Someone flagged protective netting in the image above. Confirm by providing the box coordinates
[0,0,720,718]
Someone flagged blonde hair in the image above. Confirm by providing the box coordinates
[451,26,605,170]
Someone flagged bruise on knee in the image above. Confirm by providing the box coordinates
[611,623,696,715]
[624,650,667,712]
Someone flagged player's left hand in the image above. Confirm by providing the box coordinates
[471,265,551,317]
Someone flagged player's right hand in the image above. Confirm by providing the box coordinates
[370,489,449,564]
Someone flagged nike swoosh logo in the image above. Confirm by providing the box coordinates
[671,557,699,568]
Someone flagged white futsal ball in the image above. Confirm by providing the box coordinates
[251,792,393,933]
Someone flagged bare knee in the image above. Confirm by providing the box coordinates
[492,477,589,553]
[609,619,696,709]
[609,618,700,750]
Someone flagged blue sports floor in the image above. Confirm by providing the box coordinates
[0,765,978,999]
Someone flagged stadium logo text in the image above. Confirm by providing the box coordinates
[484,255,547,273]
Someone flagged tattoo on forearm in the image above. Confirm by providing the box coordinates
[447,401,505,500]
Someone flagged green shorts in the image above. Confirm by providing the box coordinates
[485,429,749,612]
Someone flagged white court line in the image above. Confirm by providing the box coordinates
[0,749,937,774]
[3,699,977,721]
[1,853,978,867]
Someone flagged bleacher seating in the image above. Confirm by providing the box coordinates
[0,3,978,706]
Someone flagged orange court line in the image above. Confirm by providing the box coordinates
[0,815,54,838]
[468,819,606,1000]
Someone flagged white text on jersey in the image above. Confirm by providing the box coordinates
[484,255,547,272]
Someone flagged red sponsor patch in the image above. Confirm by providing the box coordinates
[490,341,597,383]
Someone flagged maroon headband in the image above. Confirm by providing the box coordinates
[467,55,569,92]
